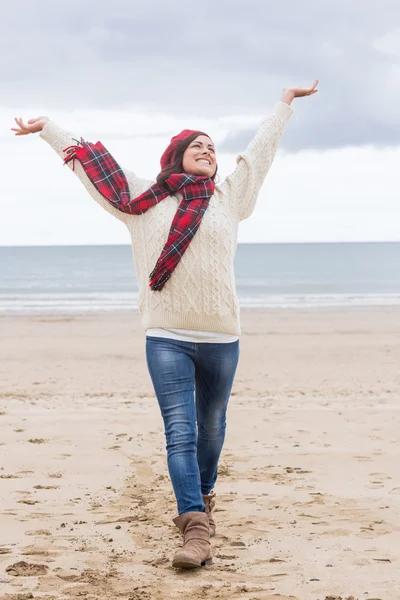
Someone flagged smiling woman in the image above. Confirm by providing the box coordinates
[11,79,318,570]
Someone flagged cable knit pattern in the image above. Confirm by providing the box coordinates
[40,101,293,335]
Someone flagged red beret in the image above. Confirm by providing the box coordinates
[160,129,208,169]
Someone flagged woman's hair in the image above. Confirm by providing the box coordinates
[156,132,218,187]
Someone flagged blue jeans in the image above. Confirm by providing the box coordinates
[146,337,239,515]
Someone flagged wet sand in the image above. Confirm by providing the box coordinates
[0,309,399,599]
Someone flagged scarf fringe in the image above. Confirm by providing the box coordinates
[63,139,86,171]
[149,265,172,291]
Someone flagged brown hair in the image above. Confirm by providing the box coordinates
[156,132,218,187]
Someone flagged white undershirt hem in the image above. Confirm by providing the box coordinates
[146,327,239,344]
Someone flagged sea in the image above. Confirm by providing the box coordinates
[1,242,400,315]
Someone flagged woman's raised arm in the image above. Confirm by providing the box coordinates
[219,81,318,222]
[11,116,152,224]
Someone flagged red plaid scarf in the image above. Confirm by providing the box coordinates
[63,140,215,291]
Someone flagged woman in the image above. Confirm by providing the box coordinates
[12,80,318,569]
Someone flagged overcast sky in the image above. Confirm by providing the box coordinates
[1,0,400,245]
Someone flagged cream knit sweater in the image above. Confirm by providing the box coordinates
[40,101,293,335]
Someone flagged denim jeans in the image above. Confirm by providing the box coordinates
[146,336,239,515]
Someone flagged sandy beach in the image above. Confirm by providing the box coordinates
[0,308,399,600]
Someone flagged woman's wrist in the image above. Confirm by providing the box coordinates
[38,117,50,131]
[280,89,295,106]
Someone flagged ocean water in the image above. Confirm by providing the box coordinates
[1,243,400,314]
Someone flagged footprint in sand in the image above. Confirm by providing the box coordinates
[366,472,392,489]
[21,546,55,558]
[0,594,34,600]
[218,462,232,477]
[354,455,373,462]
[25,530,51,537]
[321,528,351,537]
[5,561,49,576]
[134,460,155,485]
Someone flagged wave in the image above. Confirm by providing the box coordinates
[2,292,400,315]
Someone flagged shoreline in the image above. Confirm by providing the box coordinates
[2,303,400,318]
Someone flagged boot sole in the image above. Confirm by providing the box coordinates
[172,557,213,569]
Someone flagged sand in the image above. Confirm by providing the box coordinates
[0,308,399,600]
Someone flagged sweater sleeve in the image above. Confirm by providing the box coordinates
[219,101,293,222]
[39,121,153,224]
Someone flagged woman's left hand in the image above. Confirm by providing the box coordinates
[281,80,318,105]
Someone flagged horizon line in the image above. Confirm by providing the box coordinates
[1,240,400,249]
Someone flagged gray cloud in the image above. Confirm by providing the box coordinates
[2,0,400,149]
[220,108,400,153]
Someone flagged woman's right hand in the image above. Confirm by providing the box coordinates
[11,116,50,136]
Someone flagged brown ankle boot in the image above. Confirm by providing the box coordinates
[202,491,216,537]
[172,511,212,569]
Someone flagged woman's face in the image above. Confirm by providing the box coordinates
[182,135,217,178]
